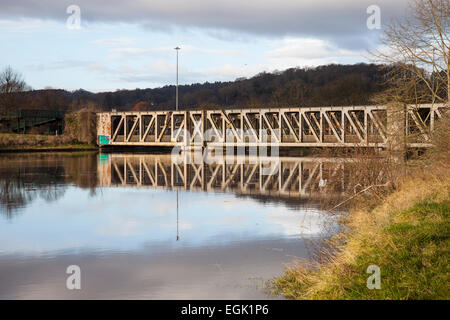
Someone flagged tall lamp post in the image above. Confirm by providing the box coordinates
[176,189,179,241]
[175,46,180,111]
[174,46,181,241]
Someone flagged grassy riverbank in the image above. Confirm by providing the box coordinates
[271,170,449,299]
[0,133,97,152]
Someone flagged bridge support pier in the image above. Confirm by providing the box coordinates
[386,103,407,160]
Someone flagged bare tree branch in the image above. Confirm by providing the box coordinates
[372,0,449,105]
[0,66,30,110]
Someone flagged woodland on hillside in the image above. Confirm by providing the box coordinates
[0,63,395,113]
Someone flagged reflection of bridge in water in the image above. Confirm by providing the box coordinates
[98,154,386,199]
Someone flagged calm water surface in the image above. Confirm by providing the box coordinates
[0,152,339,299]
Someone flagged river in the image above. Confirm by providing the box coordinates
[0,152,345,299]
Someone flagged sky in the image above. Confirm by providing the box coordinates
[0,0,410,92]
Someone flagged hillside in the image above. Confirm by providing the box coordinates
[13,63,390,112]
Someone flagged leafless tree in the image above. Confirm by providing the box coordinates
[0,66,29,110]
[373,0,449,105]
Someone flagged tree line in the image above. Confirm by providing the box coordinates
[0,63,395,113]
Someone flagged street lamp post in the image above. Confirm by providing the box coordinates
[174,47,181,239]
[175,46,180,111]
[176,189,179,241]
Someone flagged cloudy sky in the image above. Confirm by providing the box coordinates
[0,0,409,92]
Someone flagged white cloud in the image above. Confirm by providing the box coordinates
[262,37,367,71]
[91,37,137,47]
[87,63,109,72]
[106,45,244,60]
[109,47,169,55]
[181,45,244,57]
[0,18,57,32]
[268,38,363,60]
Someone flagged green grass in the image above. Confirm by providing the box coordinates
[271,189,450,300]
[339,201,449,299]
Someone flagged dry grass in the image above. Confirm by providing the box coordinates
[313,147,402,213]
[0,133,95,150]
[271,170,449,299]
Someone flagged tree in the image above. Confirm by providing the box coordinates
[103,92,113,108]
[373,0,449,104]
[0,66,29,110]
[371,0,449,158]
